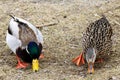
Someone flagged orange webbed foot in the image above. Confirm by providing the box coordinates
[16,62,29,69]
[72,52,85,66]
[95,58,103,63]
[16,55,29,69]
[39,53,44,59]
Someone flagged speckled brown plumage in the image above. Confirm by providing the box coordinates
[82,16,113,56]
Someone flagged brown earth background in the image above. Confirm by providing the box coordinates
[0,0,120,80]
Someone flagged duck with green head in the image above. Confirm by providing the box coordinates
[72,15,113,74]
[6,15,44,71]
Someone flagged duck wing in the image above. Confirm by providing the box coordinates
[9,16,43,47]
[36,28,43,44]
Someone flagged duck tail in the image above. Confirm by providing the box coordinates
[99,14,110,23]
[101,14,106,18]
[9,14,19,22]
[9,15,15,19]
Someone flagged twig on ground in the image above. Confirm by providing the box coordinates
[36,22,58,28]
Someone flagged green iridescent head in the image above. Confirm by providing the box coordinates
[26,41,41,59]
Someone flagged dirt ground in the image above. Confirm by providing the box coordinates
[0,0,120,80]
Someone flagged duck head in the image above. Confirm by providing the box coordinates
[26,41,42,72]
[86,47,96,74]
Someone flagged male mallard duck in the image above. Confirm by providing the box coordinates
[6,15,44,71]
[72,15,113,74]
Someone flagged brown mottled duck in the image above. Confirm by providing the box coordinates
[72,15,113,74]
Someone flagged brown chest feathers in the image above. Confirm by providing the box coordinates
[82,16,113,55]
[18,22,38,47]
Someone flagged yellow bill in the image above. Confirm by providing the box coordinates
[32,59,39,72]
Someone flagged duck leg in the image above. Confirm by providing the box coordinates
[72,52,85,66]
[16,56,29,69]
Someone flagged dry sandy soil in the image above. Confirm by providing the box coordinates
[0,0,120,80]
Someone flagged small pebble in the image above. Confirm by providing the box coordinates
[63,16,67,18]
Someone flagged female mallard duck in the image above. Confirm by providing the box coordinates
[72,15,113,74]
[6,15,44,71]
